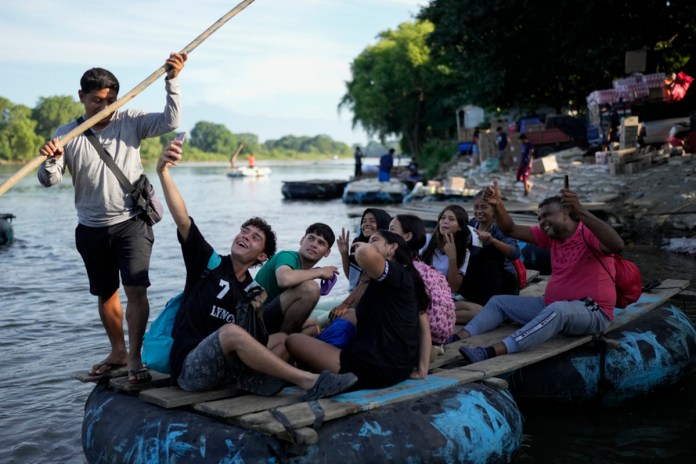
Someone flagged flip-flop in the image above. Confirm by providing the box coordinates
[301,370,358,401]
[88,361,126,377]
[128,368,152,385]
[313,267,338,296]
[319,273,338,296]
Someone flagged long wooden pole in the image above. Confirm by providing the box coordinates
[0,0,256,197]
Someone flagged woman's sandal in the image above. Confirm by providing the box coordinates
[301,370,358,401]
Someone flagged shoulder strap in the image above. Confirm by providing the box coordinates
[77,116,134,192]
[581,226,615,285]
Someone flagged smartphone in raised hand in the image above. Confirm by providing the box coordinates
[564,175,569,189]
[174,132,187,144]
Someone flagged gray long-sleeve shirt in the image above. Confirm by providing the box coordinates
[38,77,181,227]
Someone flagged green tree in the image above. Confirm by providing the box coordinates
[236,133,261,155]
[340,20,453,156]
[0,100,43,161]
[420,0,696,112]
[189,121,237,154]
[140,137,165,161]
[31,95,83,140]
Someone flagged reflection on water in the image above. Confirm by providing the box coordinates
[0,162,694,463]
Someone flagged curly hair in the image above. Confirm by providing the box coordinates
[241,217,277,264]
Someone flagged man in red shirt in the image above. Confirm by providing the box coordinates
[458,179,625,364]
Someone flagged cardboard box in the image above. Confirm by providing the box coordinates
[531,155,558,175]
[447,177,466,191]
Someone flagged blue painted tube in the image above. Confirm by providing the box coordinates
[508,305,696,405]
[82,381,522,463]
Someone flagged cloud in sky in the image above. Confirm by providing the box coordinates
[0,0,424,145]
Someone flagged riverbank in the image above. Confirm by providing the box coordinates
[444,149,696,245]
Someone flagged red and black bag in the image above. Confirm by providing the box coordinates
[611,254,642,308]
[583,229,642,308]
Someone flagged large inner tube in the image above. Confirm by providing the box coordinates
[508,305,696,405]
[83,381,522,463]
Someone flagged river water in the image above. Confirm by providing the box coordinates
[0,160,695,463]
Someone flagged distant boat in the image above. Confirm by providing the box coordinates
[342,178,409,204]
[0,213,15,246]
[226,166,271,178]
[281,179,348,200]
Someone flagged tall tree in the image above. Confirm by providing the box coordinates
[189,121,237,154]
[340,20,453,156]
[420,0,696,112]
[31,96,84,140]
[0,100,43,161]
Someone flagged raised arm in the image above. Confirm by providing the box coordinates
[561,188,624,254]
[484,179,535,244]
[336,228,352,278]
[354,242,388,279]
[156,141,192,241]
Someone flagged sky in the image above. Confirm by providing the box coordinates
[0,0,425,146]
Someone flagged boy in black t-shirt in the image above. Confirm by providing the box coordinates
[156,141,357,399]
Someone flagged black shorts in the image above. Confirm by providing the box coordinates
[262,295,284,334]
[75,217,154,297]
[339,350,409,390]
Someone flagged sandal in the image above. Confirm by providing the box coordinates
[88,361,126,377]
[301,370,358,401]
[128,368,152,385]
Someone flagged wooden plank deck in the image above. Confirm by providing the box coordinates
[118,278,688,443]
[430,278,689,372]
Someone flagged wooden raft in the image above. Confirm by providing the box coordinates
[105,278,688,444]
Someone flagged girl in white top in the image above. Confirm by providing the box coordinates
[419,204,482,324]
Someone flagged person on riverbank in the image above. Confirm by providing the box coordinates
[420,204,482,324]
[471,127,481,167]
[517,134,534,196]
[254,223,337,336]
[354,146,364,178]
[378,148,395,181]
[156,140,357,398]
[458,180,624,365]
[37,52,187,384]
[389,214,456,376]
[285,230,429,390]
[496,126,509,170]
